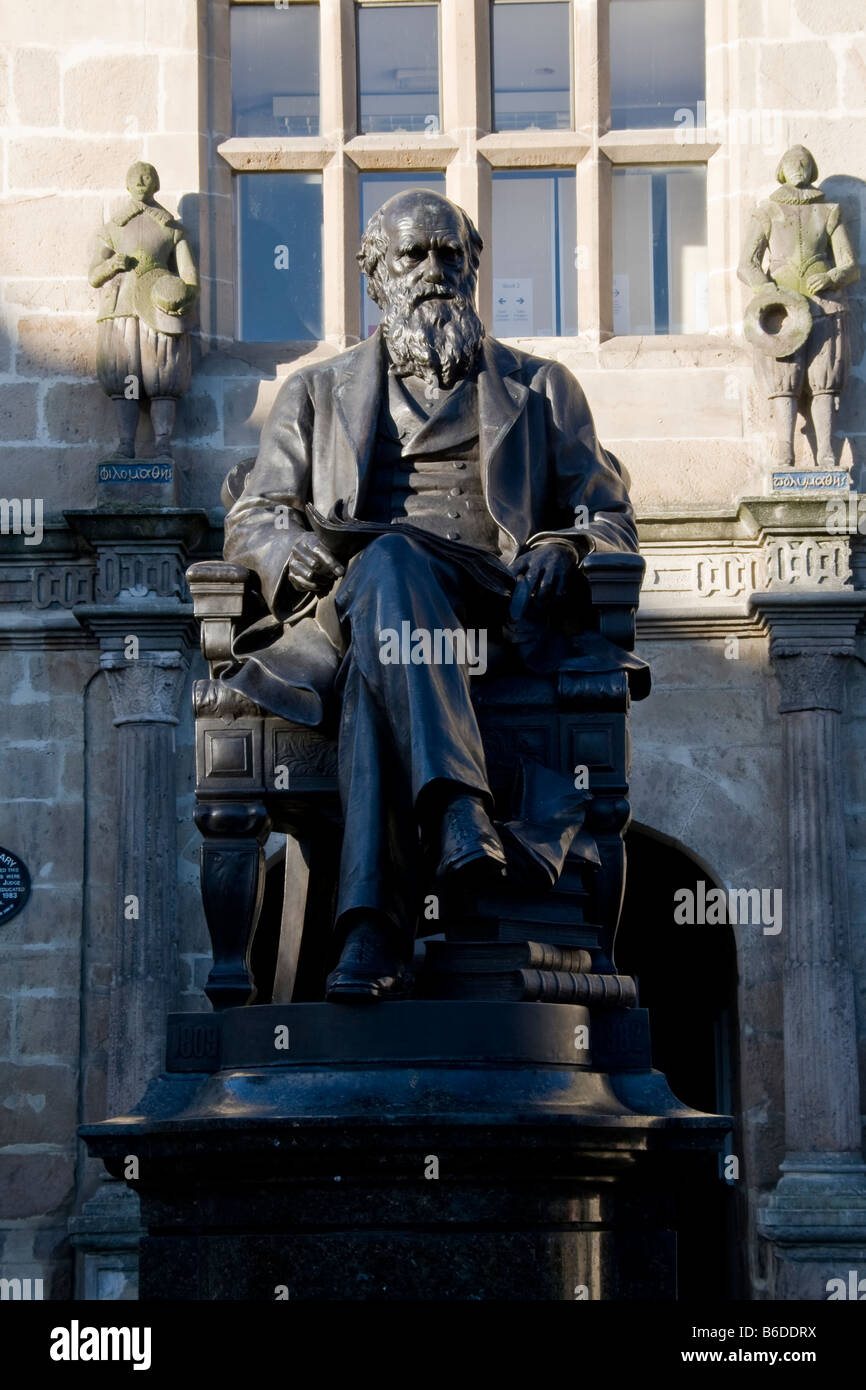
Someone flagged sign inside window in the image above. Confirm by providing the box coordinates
[493,278,534,334]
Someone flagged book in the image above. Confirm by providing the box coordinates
[305,503,514,597]
[421,967,637,1005]
[424,939,594,973]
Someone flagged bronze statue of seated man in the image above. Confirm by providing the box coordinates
[207,189,641,1003]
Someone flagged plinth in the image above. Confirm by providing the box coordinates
[82,1002,727,1300]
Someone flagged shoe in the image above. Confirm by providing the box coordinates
[325,920,409,1003]
[193,678,264,719]
[436,794,507,885]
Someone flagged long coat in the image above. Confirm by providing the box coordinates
[222,331,641,724]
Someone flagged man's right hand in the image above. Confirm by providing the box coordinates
[286,532,345,594]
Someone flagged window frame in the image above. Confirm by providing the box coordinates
[489,0,575,136]
[214,0,719,351]
[355,1,444,137]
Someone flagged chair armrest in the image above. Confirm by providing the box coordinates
[186,561,252,672]
[581,552,645,651]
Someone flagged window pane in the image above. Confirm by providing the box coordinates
[231,3,320,137]
[612,166,707,334]
[492,2,572,132]
[357,4,440,133]
[492,171,576,336]
[236,173,323,341]
[610,0,704,130]
[359,173,447,336]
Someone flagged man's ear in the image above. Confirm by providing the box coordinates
[366,270,387,311]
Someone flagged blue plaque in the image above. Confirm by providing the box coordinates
[97,462,173,484]
[0,847,31,926]
[771,469,849,493]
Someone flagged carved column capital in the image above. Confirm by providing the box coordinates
[750,590,866,712]
[101,650,189,726]
[771,648,849,714]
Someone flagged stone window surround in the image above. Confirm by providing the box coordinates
[209,0,722,352]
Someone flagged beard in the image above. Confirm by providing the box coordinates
[378,279,484,389]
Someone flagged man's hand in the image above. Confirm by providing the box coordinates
[509,542,577,620]
[805,270,833,295]
[286,532,345,594]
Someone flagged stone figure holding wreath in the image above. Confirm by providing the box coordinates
[738,144,859,468]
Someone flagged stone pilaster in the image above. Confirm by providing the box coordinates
[751,589,866,1299]
[66,508,206,1298]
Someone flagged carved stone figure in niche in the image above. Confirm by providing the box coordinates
[738,145,859,468]
[89,161,199,460]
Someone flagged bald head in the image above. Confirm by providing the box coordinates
[358,190,483,311]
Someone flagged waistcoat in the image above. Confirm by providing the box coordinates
[363,370,501,553]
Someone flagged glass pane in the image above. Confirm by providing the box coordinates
[492,1,572,132]
[612,166,707,334]
[610,0,704,130]
[236,173,323,341]
[492,171,576,336]
[359,172,447,336]
[231,3,320,137]
[357,4,440,133]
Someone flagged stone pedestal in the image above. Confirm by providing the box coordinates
[752,590,866,1298]
[82,1001,728,1301]
[66,508,208,1298]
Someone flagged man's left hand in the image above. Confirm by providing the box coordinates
[509,542,577,620]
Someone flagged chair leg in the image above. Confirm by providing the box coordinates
[194,799,271,1010]
[271,835,312,1004]
[592,834,627,974]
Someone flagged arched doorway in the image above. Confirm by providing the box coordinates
[616,824,745,1299]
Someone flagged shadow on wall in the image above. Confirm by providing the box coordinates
[616,823,745,1299]
[806,175,866,483]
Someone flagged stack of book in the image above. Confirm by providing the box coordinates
[419,938,637,1005]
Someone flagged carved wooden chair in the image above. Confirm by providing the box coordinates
[187,465,646,1010]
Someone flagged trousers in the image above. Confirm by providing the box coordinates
[332,530,499,943]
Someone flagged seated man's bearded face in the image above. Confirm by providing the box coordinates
[359,192,485,389]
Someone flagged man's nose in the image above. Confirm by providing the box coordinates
[421,251,446,282]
